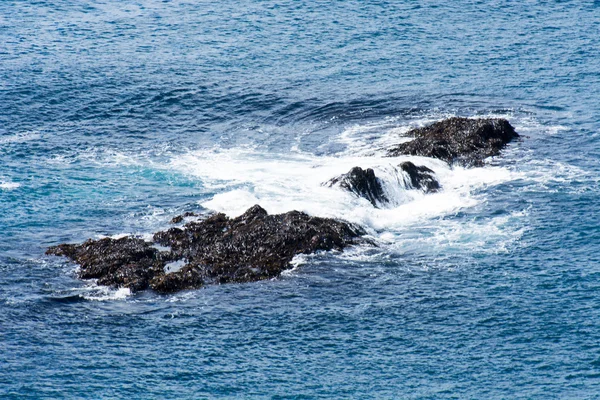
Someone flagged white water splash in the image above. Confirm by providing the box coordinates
[90,113,572,259]
[79,284,132,301]
[0,181,20,190]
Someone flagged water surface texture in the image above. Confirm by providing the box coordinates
[2,1,600,398]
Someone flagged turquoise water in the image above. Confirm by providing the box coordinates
[2,1,600,398]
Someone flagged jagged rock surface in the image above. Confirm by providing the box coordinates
[387,117,518,166]
[399,162,440,193]
[47,205,365,293]
[326,167,388,207]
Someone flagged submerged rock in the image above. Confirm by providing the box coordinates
[326,167,388,207]
[47,205,365,293]
[387,117,518,166]
[399,162,440,193]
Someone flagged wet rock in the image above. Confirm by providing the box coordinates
[149,265,203,293]
[387,117,518,166]
[399,162,440,193]
[47,237,164,292]
[47,205,365,293]
[326,167,388,207]
[154,204,365,285]
[170,211,198,224]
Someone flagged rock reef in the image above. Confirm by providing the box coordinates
[326,167,388,207]
[47,117,519,294]
[386,117,518,166]
[326,163,440,207]
[326,117,517,206]
[399,161,440,193]
[47,205,365,293]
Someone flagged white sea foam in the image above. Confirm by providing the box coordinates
[0,181,20,190]
[79,284,132,301]
[168,147,518,232]
[44,112,583,303]
[282,254,313,276]
[155,145,525,261]
[99,113,565,261]
[545,125,570,135]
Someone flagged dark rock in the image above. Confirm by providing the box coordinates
[154,205,364,285]
[387,117,518,166]
[170,211,198,224]
[47,237,163,292]
[326,167,388,207]
[399,162,440,193]
[149,265,203,293]
[47,205,365,293]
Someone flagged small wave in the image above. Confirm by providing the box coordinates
[46,147,150,167]
[80,285,132,301]
[47,294,88,304]
[281,254,313,277]
[47,284,132,302]
[545,125,570,135]
[512,158,599,194]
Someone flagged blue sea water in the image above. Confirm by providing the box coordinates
[2,0,600,398]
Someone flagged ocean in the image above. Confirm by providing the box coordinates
[2,1,600,398]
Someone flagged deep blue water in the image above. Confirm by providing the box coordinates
[2,1,600,398]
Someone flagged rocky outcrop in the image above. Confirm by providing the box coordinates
[47,117,519,294]
[47,237,163,292]
[387,117,518,166]
[47,205,365,293]
[326,167,388,207]
[326,163,440,205]
[399,162,440,193]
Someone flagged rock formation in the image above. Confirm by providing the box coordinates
[326,163,440,206]
[386,117,518,166]
[47,117,519,294]
[399,161,440,193]
[326,167,388,207]
[47,205,365,293]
